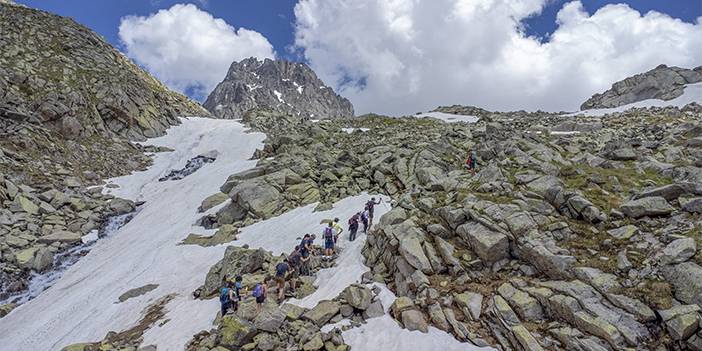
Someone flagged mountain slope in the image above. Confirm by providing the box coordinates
[0,2,209,140]
[581,64,702,110]
[204,57,354,119]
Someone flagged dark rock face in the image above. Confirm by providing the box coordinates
[204,58,354,119]
[581,64,702,110]
[0,2,209,140]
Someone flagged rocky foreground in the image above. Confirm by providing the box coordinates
[60,99,702,350]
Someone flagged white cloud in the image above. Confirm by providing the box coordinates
[294,0,702,114]
[119,3,275,99]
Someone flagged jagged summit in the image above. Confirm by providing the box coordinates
[581,64,702,110]
[203,57,354,119]
[0,2,208,140]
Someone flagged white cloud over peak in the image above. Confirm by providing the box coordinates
[119,3,275,99]
[294,0,702,115]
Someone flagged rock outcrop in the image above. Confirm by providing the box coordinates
[204,57,354,119]
[0,2,208,140]
[581,64,702,110]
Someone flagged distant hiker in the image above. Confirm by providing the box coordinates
[332,217,343,243]
[300,249,311,276]
[219,281,234,316]
[253,276,269,313]
[275,259,290,301]
[366,197,382,226]
[348,213,360,241]
[323,223,335,259]
[466,149,478,175]
[300,234,311,257]
[410,183,420,195]
[361,207,370,233]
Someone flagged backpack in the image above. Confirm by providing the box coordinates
[323,227,333,239]
[361,211,368,220]
[276,262,288,276]
[252,283,264,298]
[219,287,229,303]
[289,252,301,267]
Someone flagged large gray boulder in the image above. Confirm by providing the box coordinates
[303,300,340,326]
[660,238,697,265]
[398,236,433,274]
[581,65,702,110]
[202,246,268,296]
[204,57,354,119]
[253,305,286,332]
[228,179,283,219]
[663,262,702,307]
[620,196,674,218]
[456,222,509,263]
[342,284,373,310]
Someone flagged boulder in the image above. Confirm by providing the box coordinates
[620,196,674,218]
[681,197,702,213]
[303,300,340,326]
[456,222,509,263]
[609,148,637,161]
[666,312,700,340]
[606,225,638,240]
[379,207,407,226]
[398,236,433,274]
[401,310,428,333]
[660,238,697,265]
[362,300,384,320]
[15,247,38,269]
[202,247,267,296]
[107,198,136,215]
[454,292,483,320]
[37,230,82,244]
[199,192,229,212]
[634,183,700,201]
[663,262,702,307]
[219,315,257,349]
[17,196,39,215]
[391,296,415,317]
[342,284,373,310]
[228,180,283,219]
[253,305,286,332]
[32,247,54,272]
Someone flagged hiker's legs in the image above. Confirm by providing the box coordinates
[221,302,229,316]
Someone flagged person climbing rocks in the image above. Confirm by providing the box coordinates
[232,275,243,312]
[466,148,478,175]
[348,213,360,241]
[366,197,382,226]
[332,217,343,244]
[299,235,313,276]
[253,276,269,313]
[287,246,301,292]
[275,259,290,302]
[361,206,370,233]
[219,280,234,317]
[323,222,335,259]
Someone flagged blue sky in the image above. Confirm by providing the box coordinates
[19,0,700,60]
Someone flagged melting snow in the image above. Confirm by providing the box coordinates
[274,90,284,103]
[0,118,265,351]
[568,82,702,116]
[416,111,480,123]
[341,128,370,134]
[293,81,304,94]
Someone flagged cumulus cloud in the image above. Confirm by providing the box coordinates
[119,3,275,99]
[294,0,702,114]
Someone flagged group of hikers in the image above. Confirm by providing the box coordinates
[219,197,384,317]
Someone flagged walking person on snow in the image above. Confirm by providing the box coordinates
[348,213,360,241]
[361,206,370,233]
[332,217,343,244]
[323,222,335,260]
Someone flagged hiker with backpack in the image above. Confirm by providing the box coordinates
[361,206,370,233]
[465,148,478,175]
[252,276,269,314]
[287,246,302,291]
[332,217,343,244]
[219,280,235,317]
[323,222,336,259]
[366,197,382,226]
[275,259,290,302]
[348,213,360,241]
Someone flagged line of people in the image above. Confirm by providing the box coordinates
[219,197,383,316]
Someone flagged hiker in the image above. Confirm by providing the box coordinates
[323,222,335,259]
[287,246,302,291]
[410,183,420,195]
[366,197,382,226]
[252,276,269,313]
[466,149,478,175]
[275,259,290,302]
[299,235,312,276]
[361,206,370,233]
[348,213,360,241]
[332,217,343,244]
[219,280,235,316]
[232,275,243,312]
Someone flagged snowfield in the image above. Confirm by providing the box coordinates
[0,118,265,351]
[569,82,702,116]
[416,111,480,123]
[0,117,491,351]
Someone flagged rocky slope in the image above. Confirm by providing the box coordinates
[0,1,208,140]
[581,64,702,110]
[203,58,354,119]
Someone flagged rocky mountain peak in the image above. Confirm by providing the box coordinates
[581,64,702,110]
[203,57,354,119]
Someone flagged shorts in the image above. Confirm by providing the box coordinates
[325,239,334,249]
[256,295,265,304]
[276,276,285,287]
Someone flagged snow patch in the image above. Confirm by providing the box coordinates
[341,128,370,134]
[416,111,480,123]
[293,81,304,94]
[273,90,284,103]
[568,82,702,116]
